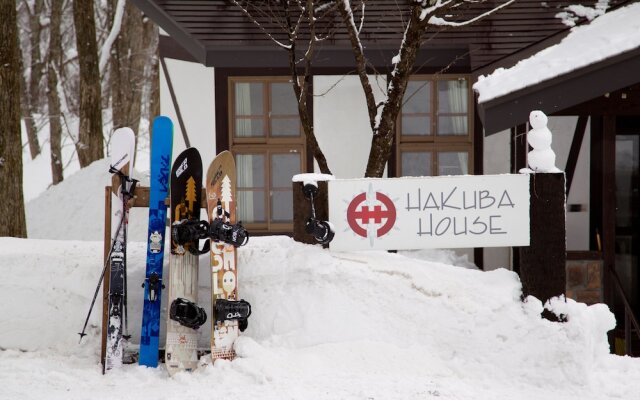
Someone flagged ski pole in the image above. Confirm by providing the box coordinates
[78,211,126,342]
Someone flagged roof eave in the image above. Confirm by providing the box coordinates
[131,0,207,65]
[477,46,640,136]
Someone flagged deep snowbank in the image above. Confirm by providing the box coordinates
[26,158,152,242]
[1,235,638,400]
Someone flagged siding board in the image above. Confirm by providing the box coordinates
[135,0,626,71]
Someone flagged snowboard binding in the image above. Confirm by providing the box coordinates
[209,218,249,247]
[214,299,252,332]
[171,219,211,255]
[303,182,335,245]
[210,199,249,247]
[169,298,207,329]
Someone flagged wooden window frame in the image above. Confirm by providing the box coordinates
[397,74,474,176]
[398,143,473,176]
[229,76,302,146]
[229,77,306,233]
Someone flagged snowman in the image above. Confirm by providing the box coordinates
[519,110,562,173]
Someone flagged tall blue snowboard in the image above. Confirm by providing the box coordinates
[139,116,173,367]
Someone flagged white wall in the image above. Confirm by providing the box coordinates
[313,75,388,178]
[546,116,591,251]
[160,58,217,166]
[483,129,513,270]
[481,117,593,271]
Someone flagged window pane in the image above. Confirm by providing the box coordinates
[271,191,293,223]
[271,118,300,137]
[235,82,263,116]
[271,82,298,115]
[438,116,467,136]
[402,115,431,136]
[237,154,265,188]
[438,151,468,176]
[401,151,432,177]
[438,79,468,113]
[271,153,301,187]
[403,81,431,113]
[235,118,265,137]
[238,190,266,223]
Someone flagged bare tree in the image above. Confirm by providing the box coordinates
[18,0,44,160]
[0,0,27,237]
[110,0,146,144]
[73,0,104,167]
[143,15,160,127]
[232,0,514,177]
[231,0,334,174]
[47,0,64,184]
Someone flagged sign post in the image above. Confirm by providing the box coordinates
[328,174,530,252]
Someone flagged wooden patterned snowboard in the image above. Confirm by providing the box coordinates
[206,151,240,361]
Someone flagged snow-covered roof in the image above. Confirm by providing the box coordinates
[473,2,640,104]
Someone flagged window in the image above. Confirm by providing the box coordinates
[397,76,473,177]
[230,77,305,232]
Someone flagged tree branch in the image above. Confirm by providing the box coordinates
[229,0,292,49]
[336,0,378,132]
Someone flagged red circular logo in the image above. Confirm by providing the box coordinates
[346,192,396,239]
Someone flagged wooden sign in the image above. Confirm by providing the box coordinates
[328,174,530,251]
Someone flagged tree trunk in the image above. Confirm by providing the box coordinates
[20,51,40,160]
[47,0,64,184]
[73,0,104,167]
[143,15,160,126]
[22,0,44,159]
[364,8,425,178]
[0,1,27,237]
[111,1,145,150]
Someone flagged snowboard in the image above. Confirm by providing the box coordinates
[206,150,242,361]
[103,127,137,374]
[139,116,173,368]
[165,148,205,376]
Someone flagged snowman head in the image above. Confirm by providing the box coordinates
[529,110,548,130]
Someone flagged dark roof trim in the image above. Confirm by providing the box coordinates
[131,0,207,64]
[200,45,470,69]
[157,27,471,70]
[477,46,640,135]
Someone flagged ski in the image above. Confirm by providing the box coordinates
[165,148,206,376]
[103,127,137,374]
[139,116,173,368]
[206,150,251,361]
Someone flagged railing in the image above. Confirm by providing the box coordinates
[608,264,640,356]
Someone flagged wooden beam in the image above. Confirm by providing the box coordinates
[565,115,588,195]
[160,56,190,148]
[110,186,208,208]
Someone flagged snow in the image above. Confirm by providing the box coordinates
[473,2,640,103]
[291,173,335,185]
[556,0,609,27]
[2,138,640,399]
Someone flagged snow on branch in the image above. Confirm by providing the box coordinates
[427,0,516,26]
[98,0,126,75]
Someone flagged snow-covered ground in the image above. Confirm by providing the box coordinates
[2,121,640,399]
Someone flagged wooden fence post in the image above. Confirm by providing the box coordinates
[292,178,331,245]
[519,173,567,321]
